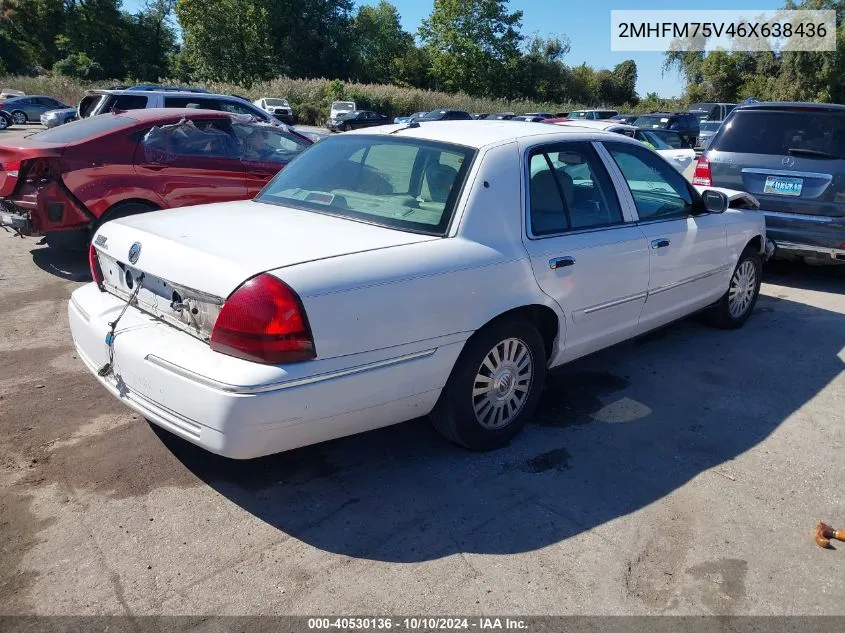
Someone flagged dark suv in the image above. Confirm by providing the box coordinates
[695,102,845,264]
[634,112,700,148]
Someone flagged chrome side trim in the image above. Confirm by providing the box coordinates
[648,264,732,297]
[742,167,833,180]
[583,292,648,315]
[774,241,845,257]
[70,295,91,322]
[761,210,834,224]
[145,348,438,395]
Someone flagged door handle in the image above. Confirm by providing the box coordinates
[549,256,576,270]
[651,238,671,249]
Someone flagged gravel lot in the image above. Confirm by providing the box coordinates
[1,124,844,617]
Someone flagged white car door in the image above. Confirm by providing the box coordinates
[601,141,730,333]
[521,140,650,364]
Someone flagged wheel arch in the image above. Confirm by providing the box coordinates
[469,303,562,364]
[99,198,161,222]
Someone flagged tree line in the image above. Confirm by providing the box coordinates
[0,0,639,107]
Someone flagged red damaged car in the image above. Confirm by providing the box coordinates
[0,108,312,248]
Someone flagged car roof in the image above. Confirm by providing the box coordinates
[87,89,244,100]
[552,120,636,132]
[100,108,234,122]
[345,120,637,149]
[732,101,845,112]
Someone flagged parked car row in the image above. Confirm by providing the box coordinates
[0,109,312,248]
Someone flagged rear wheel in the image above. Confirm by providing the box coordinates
[11,110,27,125]
[705,248,762,329]
[97,201,159,228]
[430,318,546,451]
[0,114,9,130]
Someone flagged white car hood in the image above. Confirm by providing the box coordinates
[93,200,437,298]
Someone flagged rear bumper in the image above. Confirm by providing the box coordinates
[68,283,460,459]
[0,200,30,232]
[761,209,845,263]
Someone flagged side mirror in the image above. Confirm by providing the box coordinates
[701,189,728,213]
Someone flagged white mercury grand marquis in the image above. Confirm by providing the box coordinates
[69,121,771,459]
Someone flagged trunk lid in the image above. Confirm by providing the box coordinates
[92,200,438,338]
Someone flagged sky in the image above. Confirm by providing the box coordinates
[123,0,784,98]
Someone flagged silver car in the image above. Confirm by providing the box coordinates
[696,120,722,151]
[0,95,70,124]
[696,102,845,264]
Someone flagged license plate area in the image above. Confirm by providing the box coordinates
[764,175,803,196]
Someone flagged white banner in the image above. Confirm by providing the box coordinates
[610,10,836,52]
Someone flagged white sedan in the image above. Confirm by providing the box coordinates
[550,119,697,174]
[70,121,769,459]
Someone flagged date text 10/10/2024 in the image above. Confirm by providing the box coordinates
[307,617,528,630]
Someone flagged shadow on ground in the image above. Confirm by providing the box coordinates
[762,259,844,293]
[154,288,845,563]
[30,247,90,283]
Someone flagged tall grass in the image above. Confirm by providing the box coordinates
[0,74,685,124]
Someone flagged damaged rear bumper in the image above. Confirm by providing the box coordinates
[0,200,31,233]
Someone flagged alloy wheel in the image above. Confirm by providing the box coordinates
[472,338,533,430]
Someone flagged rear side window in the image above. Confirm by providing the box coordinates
[528,141,623,235]
[711,110,845,157]
[111,95,148,111]
[163,97,221,110]
[28,115,136,143]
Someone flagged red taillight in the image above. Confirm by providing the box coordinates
[89,243,105,290]
[0,160,22,174]
[210,274,316,364]
[692,155,712,186]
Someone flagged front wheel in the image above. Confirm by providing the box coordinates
[11,110,27,125]
[430,318,547,451]
[0,114,8,130]
[706,248,762,329]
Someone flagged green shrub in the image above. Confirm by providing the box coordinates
[0,73,685,119]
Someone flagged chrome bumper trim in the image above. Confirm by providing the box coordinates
[145,348,438,395]
[773,241,845,259]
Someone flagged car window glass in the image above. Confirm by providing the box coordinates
[233,123,310,163]
[112,95,148,110]
[712,110,845,156]
[535,142,623,231]
[529,153,569,235]
[142,118,237,161]
[163,96,220,110]
[78,94,102,118]
[606,142,699,221]
[219,100,261,117]
[257,136,475,235]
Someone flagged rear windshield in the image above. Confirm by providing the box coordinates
[699,121,721,132]
[255,135,476,235]
[712,110,845,157]
[635,115,672,129]
[27,114,135,143]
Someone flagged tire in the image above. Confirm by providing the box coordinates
[0,114,8,130]
[11,110,27,125]
[97,201,159,228]
[430,318,547,451]
[705,247,762,330]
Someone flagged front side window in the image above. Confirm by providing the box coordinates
[255,135,475,235]
[528,141,623,235]
[605,142,703,221]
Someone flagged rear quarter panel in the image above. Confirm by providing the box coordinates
[61,126,162,218]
